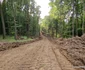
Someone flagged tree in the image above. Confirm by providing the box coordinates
[0,0,41,39]
[41,0,85,38]
[0,0,6,39]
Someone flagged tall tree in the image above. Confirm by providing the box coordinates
[13,1,17,40]
[0,0,6,39]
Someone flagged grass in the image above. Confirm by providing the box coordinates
[0,35,33,43]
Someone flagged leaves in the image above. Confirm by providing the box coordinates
[41,0,85,38]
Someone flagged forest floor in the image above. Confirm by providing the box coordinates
[0,35,33,43]
[0,35,85,70]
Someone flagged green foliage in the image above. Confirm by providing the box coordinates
[0,35,33,42]
[41,0,85,38]
[0,0,41,39]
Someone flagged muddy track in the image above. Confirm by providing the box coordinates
[0,38,79,70]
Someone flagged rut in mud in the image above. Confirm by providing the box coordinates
[0,37,80,70]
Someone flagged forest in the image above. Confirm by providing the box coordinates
[0,0,41,40]
[0,0,85,40]
[0,0,85,70]
[41,0,85,38]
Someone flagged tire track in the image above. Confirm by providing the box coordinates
[0,38,79,70]
[19,45,44,70]
[0,40,43,70]
[50,42,78,70]
[51,45,63,70]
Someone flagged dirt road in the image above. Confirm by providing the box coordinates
[0,38,78,70]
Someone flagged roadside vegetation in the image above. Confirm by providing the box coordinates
[0,35,33,42]
[40,0,85,38]
[0,0,41,41]
[0,0,85,40]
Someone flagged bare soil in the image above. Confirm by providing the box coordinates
[54,34,85,70]
[0,38,41,51]
[0,36,79,70]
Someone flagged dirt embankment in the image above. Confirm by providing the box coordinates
[54,34,85,69]
[0,38,42,51]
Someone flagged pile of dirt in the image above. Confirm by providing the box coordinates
[55,34,85,68]
[0,38,41,51]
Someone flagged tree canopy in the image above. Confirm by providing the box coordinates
[40,0,85,38]
[0,0,41,39]
[0,0,85,39]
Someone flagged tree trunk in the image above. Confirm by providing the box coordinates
[82,0,85,34]
[81,2,83,35]
[72,0,75,37]
[13,2,17,40]
[27,8,29,38]
[75,0,78,36]
[0,2,6,39]
[14,16,17,40]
